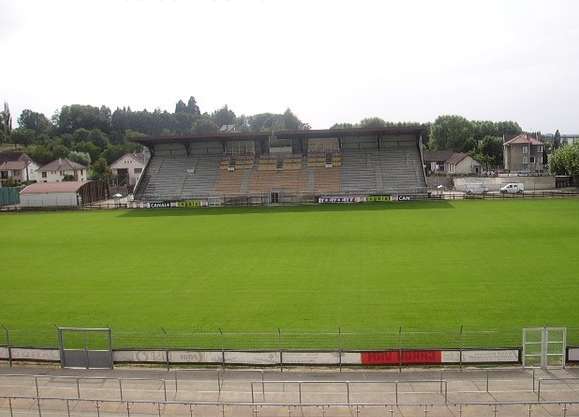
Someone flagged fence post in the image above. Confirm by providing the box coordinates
[395,381,398,405]
[119,378,124,401]
[338,327,342,373]
[219,328,225,369]
[459,325,464,369]
[346,381,350,404]
[298,382,302,404]
[398,326,403,373]
[1,324,12,368]
[34,376,40,398]
[278,328,283,373]
[76,377,81,399]
[162,379,167,401]
[251,382,255,404]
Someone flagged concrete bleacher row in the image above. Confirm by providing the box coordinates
[135,146,426,200]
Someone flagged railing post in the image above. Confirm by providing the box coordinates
[119,378,124,401]
[298,382,302,404]
[163,379,167,401]
[398,326,403,373]
[459,325,464,369]
[96,400,101,417]
[537,380,541,402]
[444,381,448,404]
[251,382,255,404]
[76,377,81,399]
[532,369,535,392]
[346,381,350,404]
[486,370,489,393]
[395,381,398,405]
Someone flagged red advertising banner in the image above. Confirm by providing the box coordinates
[361,350,442,365]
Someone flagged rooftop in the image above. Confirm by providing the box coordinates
[130,126,427,145]
[504,133,543,146]
[20,181,92,194]
[37,158,87,172]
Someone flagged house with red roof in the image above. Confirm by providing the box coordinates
[36,158,88,183]
[0,151,39,185]
[503,133,544,173]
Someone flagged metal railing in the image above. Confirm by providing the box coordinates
[250,379,449,405]
[2,396,579,417]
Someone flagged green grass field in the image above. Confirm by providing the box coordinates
[1,199,579,349]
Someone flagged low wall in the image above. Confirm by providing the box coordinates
[453,176,555,192]
[0,346,520,366]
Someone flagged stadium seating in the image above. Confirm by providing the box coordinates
[134,137,426,200]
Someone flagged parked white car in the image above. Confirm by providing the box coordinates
[500,183,525,194]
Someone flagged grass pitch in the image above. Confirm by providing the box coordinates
[1,199,579,349]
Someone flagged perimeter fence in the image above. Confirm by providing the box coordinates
[2,326,579,351]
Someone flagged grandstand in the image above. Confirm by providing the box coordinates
[132,127,427,204]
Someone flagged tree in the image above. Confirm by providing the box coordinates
[477,136,503,168]
[68,151,91,166]
[192,116,218,134]
[358,117,387,128]
[186,96,200,115]
[17,109,52,133]
[550,143,579,175]
[175,100,187,113]
[55,105,111,133]
[430,115,475,152]
[10,128,36,147]
[0,102,12,143]
[330,123,355,129]
[211,105,236,128]
[91,157,112,180]
[553,129,561,150]
[88,129,110,149]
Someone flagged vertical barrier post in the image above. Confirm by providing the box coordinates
[96,400,101,417]
[398,327,403,373]
[278,328,283,373]
[537,380,541,402]
[395,382,398,405]
[459,325,464,369]
[298,382,302,404]
[2,325,11,368]
[346,381,350,404]
[76,377,81,399]
[444,381,448,404]
[119,378,124,401]
[486,370,489,393]
[251,382,255,404]
[261,370,265,399]
[34,376,40,398]
[161,328,169,371]
[338,327,342,373]
[532,369,535,392]
[66,399,71,417]
[174,370,178,394]
[219,328,225,369]
[8,397,13,417]
[163,379,168,401]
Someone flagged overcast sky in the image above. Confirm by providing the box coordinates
[1,0,578,133]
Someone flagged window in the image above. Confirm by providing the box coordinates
[530,156,535,163]
[60,171,64,176]
[522,156,528,164]
[42,172,47,178]
[0,171,7,179]
[522,145,528,154]
[134,168,142,174]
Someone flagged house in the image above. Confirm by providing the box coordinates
[19,181,107,207]
[36,158,88,183]
[110,152,147,186]
[0,151,39,185]
[503,133,544,173]
[423,151,481,175]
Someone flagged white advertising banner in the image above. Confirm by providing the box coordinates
[226,351,280,365]
[442,349,519,363]
[0,347,8,359]
[11,348,60,361]
[114,350,167,363]
[567,348,579,362]
[340,352,363,365]
[169,351,222,363]
[282,352,339,365]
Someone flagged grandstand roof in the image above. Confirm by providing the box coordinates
[131,127,427,145]
[20,181,92,194]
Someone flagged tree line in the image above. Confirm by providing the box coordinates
[1,98,576,178]
[0,97,308,179]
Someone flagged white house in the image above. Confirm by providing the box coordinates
[110,152,147,186]
[445,152,482,175]
[36,158,88,183]
[0,151,39,184]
